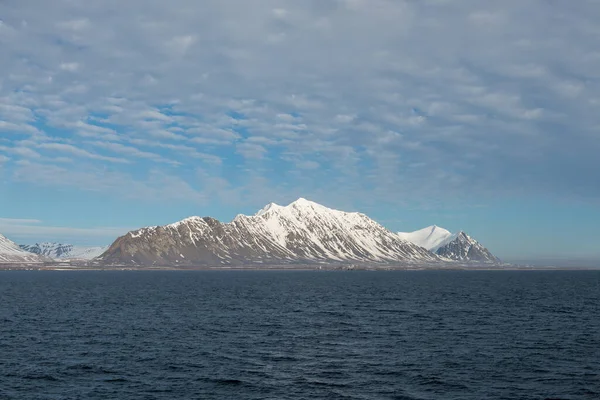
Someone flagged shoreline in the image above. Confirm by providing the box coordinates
[1,264,599,272]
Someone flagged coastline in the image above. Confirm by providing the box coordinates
[1,263,598,272]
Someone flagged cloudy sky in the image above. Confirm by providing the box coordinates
[1,0,599,261]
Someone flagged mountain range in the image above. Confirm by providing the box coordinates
[19,243,108,260]
[99,198,440,266]
[98,198,499,266]
[2,199,500,267]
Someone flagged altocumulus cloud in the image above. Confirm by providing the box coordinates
[0,0,599,210]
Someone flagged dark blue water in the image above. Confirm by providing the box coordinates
[0,270,599,400]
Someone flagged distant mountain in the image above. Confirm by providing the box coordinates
[0,234,48,264]
[99,198,440,266]
[435,232,500,263]
[397,225,453,252]
[20,242,108,260]
[398,226,500,263]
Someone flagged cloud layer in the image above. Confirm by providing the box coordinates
[1,0,599,228]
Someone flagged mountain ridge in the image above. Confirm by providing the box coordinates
[99,198,441,266]
[436,231,500,263]
[20,242,108,260]
[2,199,501,266]
[0,234,48,264]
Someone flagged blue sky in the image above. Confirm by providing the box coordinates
[0,0,599,261]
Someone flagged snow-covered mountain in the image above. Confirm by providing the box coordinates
[20,243,108,260]
[397,225,453,252]
[435,231,500,262]
[398,226,500,262]
[99,198,440,266]
[0,234,48,264]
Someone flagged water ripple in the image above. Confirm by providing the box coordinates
[0,270,599,399]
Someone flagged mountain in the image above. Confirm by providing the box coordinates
[0,234,48,264]
[398,226,500,263]
[435,231,500,263]
[397,225,453,252]
[20,243,108,260]
[99,198,440,266]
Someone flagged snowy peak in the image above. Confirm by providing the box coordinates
[0,234,47,263]
[166,216,206,229]
[291,197,316,206]
[436,231,499,262]
[255,202,283,217]
[254,198,357,218]
[398,225,453,252]
[454,231,471,242]
[266,198,357,218]
[288,197,337,212]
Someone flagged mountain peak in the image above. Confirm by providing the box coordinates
[289,197,321,209]
[255,198,321,217]
[454,231,470,241]
[167,216,205,228]
[291,197,311,204]
[397,226,499,263]
[254,198,350,218]
[435,231,500,263]
[398,225,453,251]
[285,198,358,216]
[255,202,283,217]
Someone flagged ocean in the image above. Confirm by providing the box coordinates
[1,270,598,399]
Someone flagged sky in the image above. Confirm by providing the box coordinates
[0,0,599,261]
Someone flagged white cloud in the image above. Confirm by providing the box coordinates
[0,102,36,123]
[236,142,268,160]
[11,146,42,159]
[166,35,197,56]
[37,142,129,163]
[0,121,40,135]
[59,62,80,72]
[296,160,320,170]
[0,217,42,224]
[12,161,207,203]
[57,18,90,31]
[138,109,173,122]
[89,141,177,164]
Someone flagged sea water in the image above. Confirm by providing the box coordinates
[1,270,599,399]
